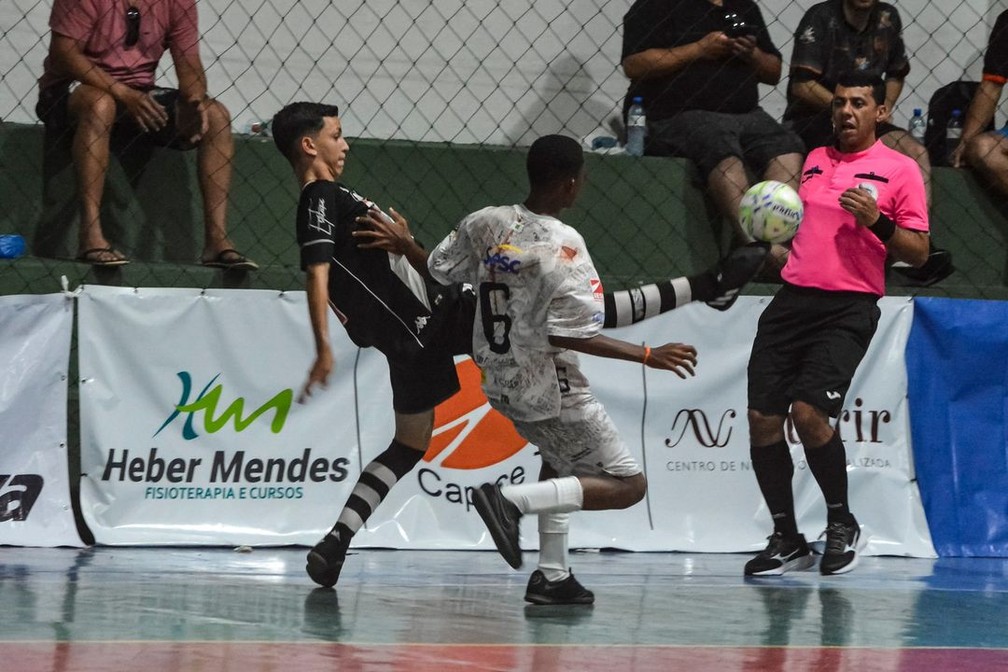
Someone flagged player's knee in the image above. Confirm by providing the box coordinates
[790,401,830,441]
[206,99,232,131]
[965,134,998,169]
[748,408,784,445]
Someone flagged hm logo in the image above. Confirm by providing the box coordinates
[154,372,294,440]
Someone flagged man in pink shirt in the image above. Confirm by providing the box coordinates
[743,71,929,577]
[36,0,256,269]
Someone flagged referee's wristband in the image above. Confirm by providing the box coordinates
[868,213,896,243]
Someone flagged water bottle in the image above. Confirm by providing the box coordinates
[242,119,271,138]
[626,96,646,157]
[946,109,963,165]
[907,108,926,143]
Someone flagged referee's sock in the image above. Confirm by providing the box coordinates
[326,439,424,545]
[804,431,853,524]
[751,440,799,538]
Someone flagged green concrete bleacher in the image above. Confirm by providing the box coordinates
[1,121,1006,299]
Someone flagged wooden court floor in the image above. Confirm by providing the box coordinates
[3,546,1007,671]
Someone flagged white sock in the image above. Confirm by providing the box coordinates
[500,476,583,514]
[538,512,570,582]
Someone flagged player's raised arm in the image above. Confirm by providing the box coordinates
[548,333,697,379]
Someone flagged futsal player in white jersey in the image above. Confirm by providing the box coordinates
[358,135,736,604]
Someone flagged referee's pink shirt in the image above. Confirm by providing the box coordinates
[784,140,929,296]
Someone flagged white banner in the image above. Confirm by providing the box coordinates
[592,296,934,557]
[77,286,363,545]
[0,293,81,547]
[76,288,934,556]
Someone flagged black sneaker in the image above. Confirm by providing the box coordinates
[819,518,863,575]
[706,241,771,311]
[744,532,815,576]
[524,569,595,605]
[473,483,523,569]
[306,533,348,588]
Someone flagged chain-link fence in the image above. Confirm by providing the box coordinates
[1,0,1007,297]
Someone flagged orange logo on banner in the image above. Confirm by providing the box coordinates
[427,359,528,469]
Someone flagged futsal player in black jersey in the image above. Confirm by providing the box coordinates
[273,102,769,592]
[272,102,477,588]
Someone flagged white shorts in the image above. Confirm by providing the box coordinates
[511,397,641,479]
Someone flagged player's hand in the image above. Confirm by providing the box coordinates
[299,350,333,404]
[839,187,881,228]
[353,207,415,255]
[121,88,169,132]
[647,342,698,378]
[175,96,209,144]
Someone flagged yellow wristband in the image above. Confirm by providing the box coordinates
[642,346,651,365]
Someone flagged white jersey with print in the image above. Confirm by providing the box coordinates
[428,204,605,422]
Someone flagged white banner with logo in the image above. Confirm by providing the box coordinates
[77,288,934,556]
[77,286,363,545]
[591,296,935,557]
[0,293,81,547]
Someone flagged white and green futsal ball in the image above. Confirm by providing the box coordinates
[738,180,803,244]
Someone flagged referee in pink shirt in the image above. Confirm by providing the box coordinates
[743,71,930,577]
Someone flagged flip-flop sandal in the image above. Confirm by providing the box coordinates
[201,249,259,271]
[76,247,130,266]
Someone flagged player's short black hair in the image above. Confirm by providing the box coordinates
[835,71,886,105]
[271,102,340,163]
[526,135,584,189]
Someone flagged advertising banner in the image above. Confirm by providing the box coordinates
[0,293,81,547]
[77,287,363,545]
[606,296,934,556]
[77,288,934,556]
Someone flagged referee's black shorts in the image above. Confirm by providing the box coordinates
[747,283,880,418]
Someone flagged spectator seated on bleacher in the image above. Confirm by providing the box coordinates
[620,0,805,277]
[35,0,256,269]
[953,10,1008,201]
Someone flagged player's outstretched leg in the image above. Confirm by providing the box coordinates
[474,483,524,569]
[306,438,425,587]
[706,241,772,311]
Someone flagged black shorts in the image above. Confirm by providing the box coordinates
[747,283,880,418]
[36,84,197,150]
[386,284,475,414]
[647,108,805,177]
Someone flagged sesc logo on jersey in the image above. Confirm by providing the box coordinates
[590,278,604,302]
[482,245,522,274]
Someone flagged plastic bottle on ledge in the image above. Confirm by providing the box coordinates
[242,119,272,138]
[945,109,963,165]
[626,96,646,157]
[907,108,926,143]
